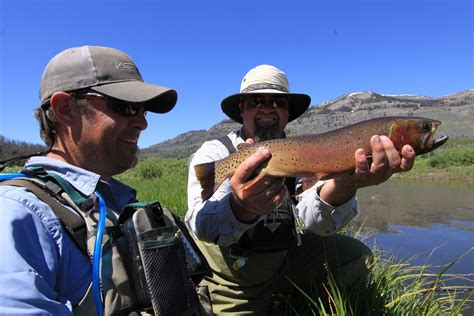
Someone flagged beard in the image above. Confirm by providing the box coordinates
[253,122,283,142]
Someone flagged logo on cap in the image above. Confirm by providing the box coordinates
[116,61,137,71]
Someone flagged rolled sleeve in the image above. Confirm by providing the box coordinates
[186,137,257,246]
[296,181,358,235]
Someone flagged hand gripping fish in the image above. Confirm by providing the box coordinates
[194,116,448,200]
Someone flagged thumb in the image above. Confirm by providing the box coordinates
[232,147,271,184]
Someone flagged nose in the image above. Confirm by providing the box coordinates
[132,107,148,130]
[258,101,277,112]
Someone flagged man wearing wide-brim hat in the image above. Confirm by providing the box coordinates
[186,64,416,314]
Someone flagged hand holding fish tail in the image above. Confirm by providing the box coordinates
[229,147,287,222]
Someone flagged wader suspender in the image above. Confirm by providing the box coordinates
[218,135,237,155]
[0,175,97,315]
[1,178,88,253]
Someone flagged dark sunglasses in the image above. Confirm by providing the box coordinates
[70,90,146,117]
[242,96,290,109]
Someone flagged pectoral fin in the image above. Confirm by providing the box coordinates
[194,161,216,200]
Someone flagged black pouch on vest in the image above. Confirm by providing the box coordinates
[237,219,295,253]
[119,201,206,315]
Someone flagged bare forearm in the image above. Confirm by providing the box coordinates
[318,178,357,206]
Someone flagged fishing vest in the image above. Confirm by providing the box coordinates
[0,167,211,315]
[218,135,298,253]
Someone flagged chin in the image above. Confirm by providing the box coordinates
[254,125,284,142]
[115,156,138,173]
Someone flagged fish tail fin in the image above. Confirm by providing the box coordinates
[194,161,216,200]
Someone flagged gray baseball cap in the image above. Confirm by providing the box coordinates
[40,46,177,113]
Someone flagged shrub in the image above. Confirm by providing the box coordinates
[135,158,164,179]
[428,147,474,168]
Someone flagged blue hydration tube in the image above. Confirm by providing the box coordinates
[0,173,26,181]
[92,192,106,316]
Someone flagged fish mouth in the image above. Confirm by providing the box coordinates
[430,135,449,150]
[420,135,449,154]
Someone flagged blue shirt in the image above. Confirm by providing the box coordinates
[0,157,136,315]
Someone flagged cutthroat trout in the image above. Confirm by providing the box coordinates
[194,116,448,200]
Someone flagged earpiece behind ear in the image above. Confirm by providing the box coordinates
[40,108,56,145]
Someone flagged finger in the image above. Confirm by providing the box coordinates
[245,138,255,145]
[243,174,281,196]
[350,148,370,188]
[380,135,401,170]
[273,185,288,207]
[377,136,400,181]
[261,185,288,213]
[399,145,415,172]
[232,147,271,185]
[370,135,389,174]
[262,177,286,201]
[354,148,369,175]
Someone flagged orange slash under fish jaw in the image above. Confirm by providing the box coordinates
[194,116,448,200]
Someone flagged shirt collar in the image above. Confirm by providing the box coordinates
[24,156,135,200]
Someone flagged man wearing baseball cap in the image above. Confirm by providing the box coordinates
[186,64,417,314]
[0,46,178,314]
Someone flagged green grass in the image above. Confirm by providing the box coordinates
[116,157,189,216]
[274,227,473,315]
[395,136,474,182]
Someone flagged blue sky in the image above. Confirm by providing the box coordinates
[0,0,472,148]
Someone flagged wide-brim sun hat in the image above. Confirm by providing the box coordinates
[40,45,177,113]
[221,64,311,123]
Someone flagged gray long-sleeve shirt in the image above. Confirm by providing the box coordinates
[186,130,358,247]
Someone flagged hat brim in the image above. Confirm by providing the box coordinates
[221,91,311,123]
[91,81,177,113]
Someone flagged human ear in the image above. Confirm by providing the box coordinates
[49,91,78,125]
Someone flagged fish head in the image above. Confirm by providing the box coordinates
[389,117,448,155]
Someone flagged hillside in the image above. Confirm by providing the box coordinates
[0,136,46,168]
[140,89,474,159]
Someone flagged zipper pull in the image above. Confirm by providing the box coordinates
[289,199,304,246]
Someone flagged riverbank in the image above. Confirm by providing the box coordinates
[394,164,474,184]
[394,166,474,183]
[395,137,474,183]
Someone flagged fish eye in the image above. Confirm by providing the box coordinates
[421,121,431,131]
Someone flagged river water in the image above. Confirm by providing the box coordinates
[355,179,474,288]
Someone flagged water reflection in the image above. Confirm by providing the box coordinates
[354,179,474,284]
[356,180,474,233]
